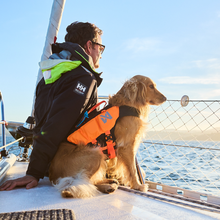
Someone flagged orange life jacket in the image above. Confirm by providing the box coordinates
[67,105,140,159]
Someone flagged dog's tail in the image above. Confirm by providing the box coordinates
[54,172,100,198]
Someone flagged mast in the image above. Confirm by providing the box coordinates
[31,0,66,116]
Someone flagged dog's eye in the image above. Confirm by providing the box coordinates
[149,85,154,89]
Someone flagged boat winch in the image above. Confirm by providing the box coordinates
[15,116,35,161]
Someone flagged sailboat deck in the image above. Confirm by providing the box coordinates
[0,161,219,220]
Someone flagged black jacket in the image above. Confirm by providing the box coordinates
[26,42,102,180]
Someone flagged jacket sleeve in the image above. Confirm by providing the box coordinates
[26,73,97,180]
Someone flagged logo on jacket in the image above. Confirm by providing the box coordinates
[100,112,112,123]
[74,81,87,95]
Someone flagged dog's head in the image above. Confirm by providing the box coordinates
[121,75,166,107]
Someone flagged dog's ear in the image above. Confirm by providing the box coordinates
[123,78,138,102]
[124,79,147,105]
[136,81,148,105]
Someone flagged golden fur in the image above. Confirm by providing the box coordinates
[49,75,166,198]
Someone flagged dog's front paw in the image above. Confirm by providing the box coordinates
[106,183,118,193]
[96,182,118,194]
[132,183,148,193]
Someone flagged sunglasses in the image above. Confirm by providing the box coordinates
[91,41,105,54]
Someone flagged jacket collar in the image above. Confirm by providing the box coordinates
[51,42,103,87]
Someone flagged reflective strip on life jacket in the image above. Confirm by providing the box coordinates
[67,106,120,145]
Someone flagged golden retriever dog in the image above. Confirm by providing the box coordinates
[49,75,166,198]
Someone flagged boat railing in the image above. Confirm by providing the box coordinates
[99,96,220,204]
[139,98,220,196]
[0,91,6,151]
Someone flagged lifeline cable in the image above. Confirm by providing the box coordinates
[143,141,220,151]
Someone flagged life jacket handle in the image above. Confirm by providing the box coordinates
[88,100,107,114]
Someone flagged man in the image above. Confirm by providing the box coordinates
[0,21,105,190]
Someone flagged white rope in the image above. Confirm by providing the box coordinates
[0,137,24,150]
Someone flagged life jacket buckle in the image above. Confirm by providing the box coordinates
[105,134,113,142]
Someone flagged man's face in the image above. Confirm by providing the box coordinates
[85,35,103,69]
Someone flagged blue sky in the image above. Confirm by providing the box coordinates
[1,0,220,123]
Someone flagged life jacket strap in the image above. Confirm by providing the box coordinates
[105,131,116,159]
[75,100,107,128]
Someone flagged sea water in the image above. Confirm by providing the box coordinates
[1,135,220,196]
[137,140,220,196]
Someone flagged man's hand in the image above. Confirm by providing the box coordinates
[0,175,38,191]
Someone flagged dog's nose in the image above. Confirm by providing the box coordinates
[163,96,167,102]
